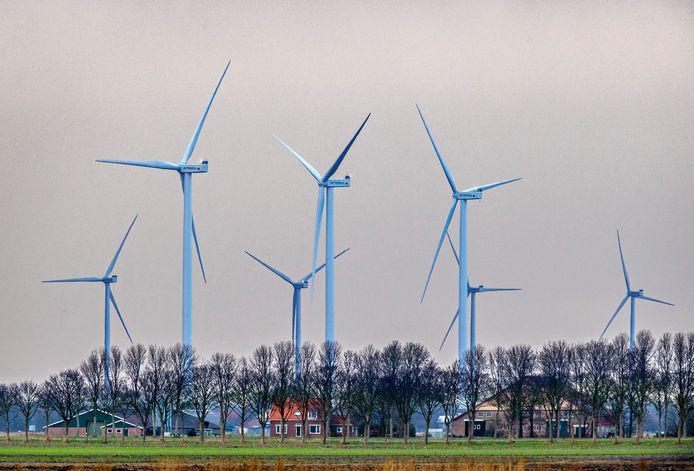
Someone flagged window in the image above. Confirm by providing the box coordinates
[275,425,287,435]
[336,426,342,434]
[308,411,317,420]
[486,412,492,417]
[309,425,321,435]
[295,425,302,437]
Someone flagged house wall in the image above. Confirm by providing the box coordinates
[269,419,323,438]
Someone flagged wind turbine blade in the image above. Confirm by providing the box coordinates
[416,105,458,193]
[463,178,521,193]
[181,61,231,164]
[309,187,325,298]
[301,248,350,282]
[109,291,133,344]
[446,232,459,265]
[421,198,458,302]
[637,295,674,307]
[95,160,180,171]
[244,251,294,285]
[322,113,371,181]
[192,215,207,284]
[599,294,630,340]
[42,277,103,283]
[105,215,138,277]
[439,309,459,351]
[478,288,522,293]
[273,135,321,182]
[616,230,631,292]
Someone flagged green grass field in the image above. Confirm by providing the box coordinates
[0,436,692,459]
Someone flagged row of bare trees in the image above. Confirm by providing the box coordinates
[1,330,692,444]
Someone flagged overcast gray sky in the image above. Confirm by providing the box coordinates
[1,1,693,382]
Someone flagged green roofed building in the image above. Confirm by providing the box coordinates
[44,409,144,438]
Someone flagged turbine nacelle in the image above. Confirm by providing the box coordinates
[179,161,209,173]
[630,289,644,297]
[103,275,117,284]
[295,281,309,289]
[454,190,482,200]
[321,178,351,188]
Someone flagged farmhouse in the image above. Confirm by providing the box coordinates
[268,401,357,438]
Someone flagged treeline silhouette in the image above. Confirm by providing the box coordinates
[0,329,692,445]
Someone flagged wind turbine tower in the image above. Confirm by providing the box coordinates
[418,105,520,362]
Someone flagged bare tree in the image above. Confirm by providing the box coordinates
[124,344,152,443]
[537,340,570,442]
[17,381,39,442]
[232,356,253,444]
[293,343,316,443]
[440,360,461,445]
[629,330,655,443]
[568,344,588,442]
[46,369,84,442]
[378,341,401,443]
[461,346,489,443]
[37,383,52,442]
[248,345,275,445]
[211,352,236,443]
[487,347,506,439]
[605,334,629,442]
[672,332,694,443]
[147,345,168,441]
[334,350,357,444]
[351,345,381,444]
[499,345,535,443]
[106,346,128,443]
[79,349,104,440]
[653,332,673,441]
[168,343,195,439]
[315,341,341,445]
[394,342,429,444]
[190,360,216,443]
[271,341,295,444]
[0,383,18,442]
[583,340,613,443]
[417,358,442,445]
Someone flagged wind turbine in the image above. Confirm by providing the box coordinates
[274,114,370,343]
[43,215,137,390]
[244,248,349,375]
[439,233,520,352]
[417,105,520,362]
[600,231,674,350]
[96,62,230,347]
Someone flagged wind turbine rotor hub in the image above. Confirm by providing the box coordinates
[454,191,482,200]
[179,161,209,173]
[296,281,309,289]
[103,276,117,284]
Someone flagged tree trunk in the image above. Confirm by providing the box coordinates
[260,423,266,445]
[547,412,554,443]
[301,419,306,444]
[199,419,205,443]
[494,406,500,439]
[220,416,226,444]
[240,417,246,444]
[364,421,370,445]
[424,417,430,445]
[341,418,346,444]
[44,411,50,442]
[321,418,328,445]
[507,419,514,444]
[24,417,29,442]
[280,416,285,444]
[592,414,597,444]
[404,419,409,444]
[445,422,450,445]
[467,417,473,444]
[63,423,69,443]
[556,409,561,440]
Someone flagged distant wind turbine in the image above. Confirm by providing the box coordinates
[274,114,370,343]
[600,231,674,349]
[439,233,520,352]
[418,105,520,362]
[96,62,230,347]
[43,215,137,390]
[244,248,349,375]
